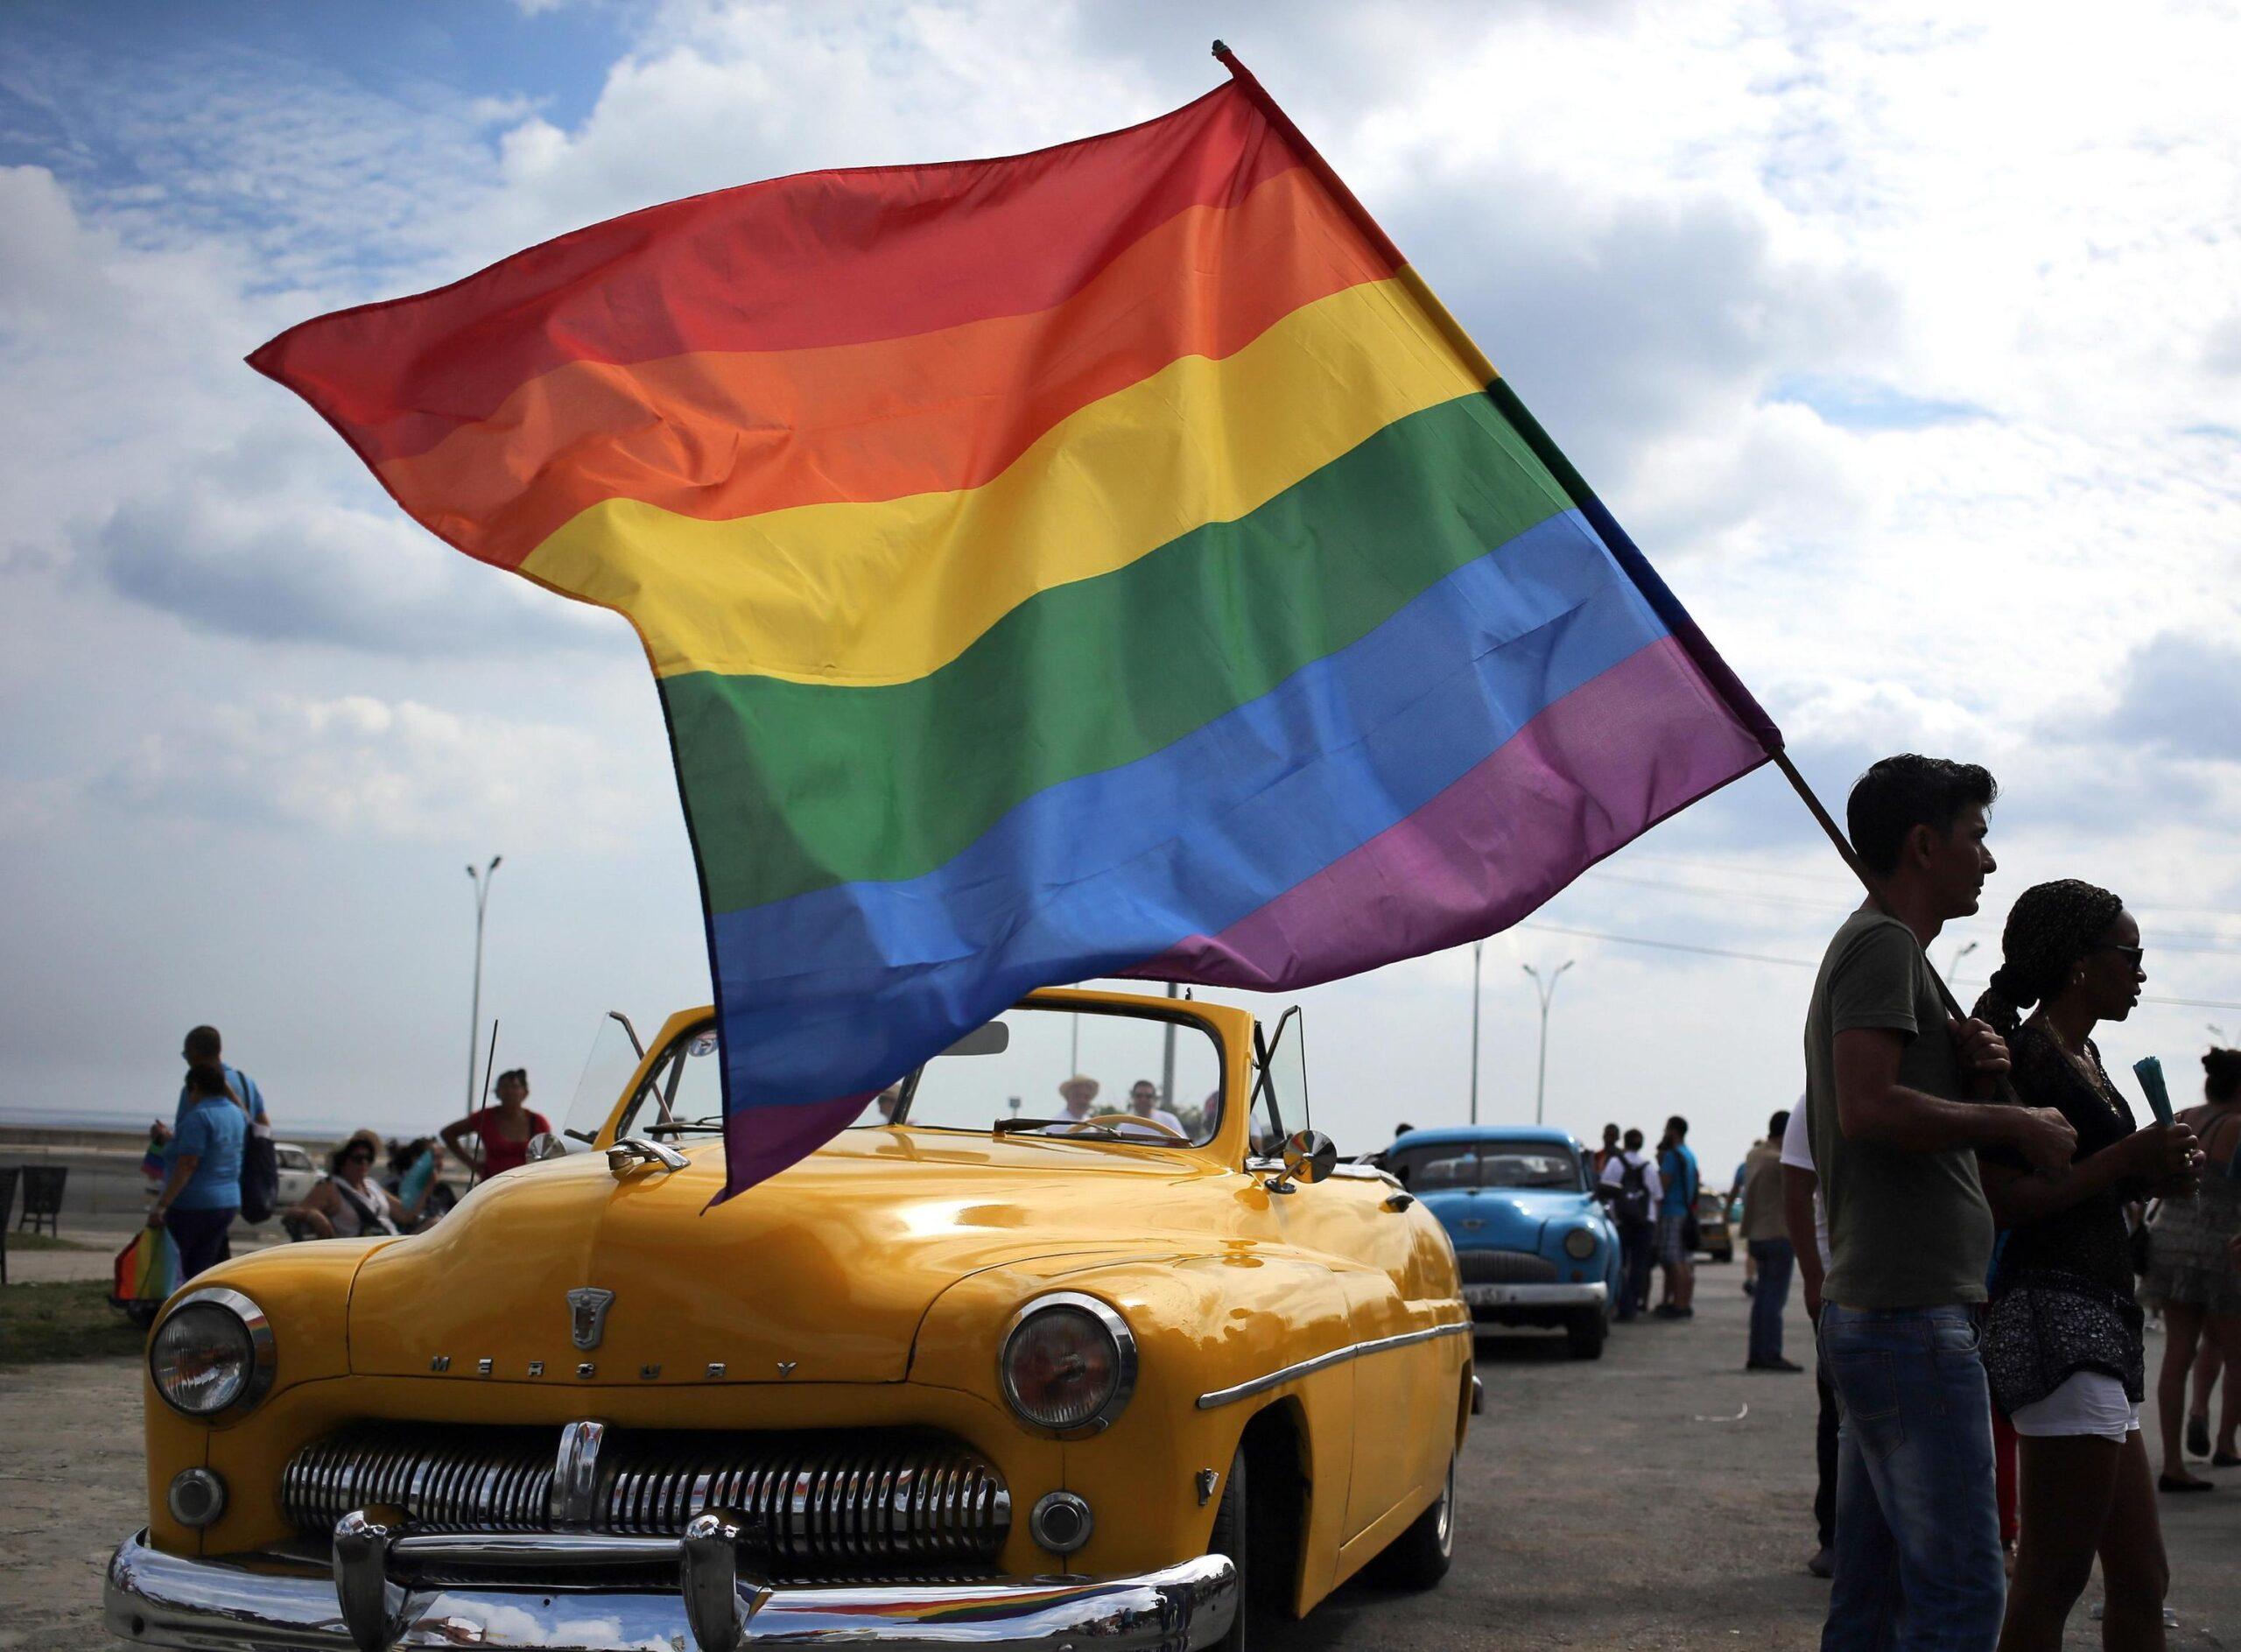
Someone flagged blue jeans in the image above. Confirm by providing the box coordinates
[1748,1238,1794,1364]
[1819,1303,2005,1651]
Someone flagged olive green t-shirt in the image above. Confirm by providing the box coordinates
[1804,907,1994,1309]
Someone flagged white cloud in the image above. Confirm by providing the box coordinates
[95,691,660,852]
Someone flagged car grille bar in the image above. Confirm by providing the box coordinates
[1455,1248,1559,1284]
[281,1425,1010,1571]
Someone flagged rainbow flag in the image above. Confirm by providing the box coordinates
[251,53,1778,1199]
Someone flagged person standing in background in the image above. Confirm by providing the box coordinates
[1654,1116,1699,1319]
[1591,1122,1622,1178]
[2142,1048,2241,1493]
[148,1064,247,1279]
[1781,1099,1837,1579]
[179,1024,269,1127]
[442,1068,551,1182]
[1600,1128,1662,1322]
[1741,1110,1802,1371]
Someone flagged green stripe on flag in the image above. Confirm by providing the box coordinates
[665,391,1574,915]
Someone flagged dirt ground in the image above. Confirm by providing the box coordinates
[2,1276,2235,1649]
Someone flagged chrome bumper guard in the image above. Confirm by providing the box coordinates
[106,1517,1236,1652]
[1461,1281,1609,1309]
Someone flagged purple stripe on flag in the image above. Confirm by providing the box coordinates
[1124,636,1767,988]
[719,1092,875,1201]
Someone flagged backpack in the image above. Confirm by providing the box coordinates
[1612,1156,1653,1226]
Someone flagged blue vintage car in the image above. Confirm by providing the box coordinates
[1384,1126,1621,1359]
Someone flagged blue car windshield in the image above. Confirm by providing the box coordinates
[1389,1142,1584,1192]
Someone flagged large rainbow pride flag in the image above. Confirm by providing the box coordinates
[252,53,1779,1198]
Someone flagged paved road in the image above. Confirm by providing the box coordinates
[4,1277,2236,1648]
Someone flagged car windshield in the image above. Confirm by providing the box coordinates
[893,1001,1224,1147]
[613,1002,1226,1149]
[1387,1141,1584,1192]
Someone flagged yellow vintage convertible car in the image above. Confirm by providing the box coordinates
[107,987,1473,1652]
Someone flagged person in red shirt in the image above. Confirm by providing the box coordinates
[442,1068,551,1182]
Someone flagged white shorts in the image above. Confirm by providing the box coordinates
[2007,1369,2141,1443]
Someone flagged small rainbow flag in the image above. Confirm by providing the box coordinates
[251,53,1778,1199]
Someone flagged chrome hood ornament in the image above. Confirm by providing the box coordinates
[566,1287,615,1351]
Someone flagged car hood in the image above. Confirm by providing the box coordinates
[346,1129,1222,1384]
[1419,1186,1597,1248]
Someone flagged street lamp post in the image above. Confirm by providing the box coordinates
[466,856,502,1109]
[1522,960,1574,1127]
[1946,939,1978,980]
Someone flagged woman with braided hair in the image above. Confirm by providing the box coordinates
[2142,1047,2241,1490]
[1971,880,2202,1650]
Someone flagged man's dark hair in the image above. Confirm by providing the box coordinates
[1769,1109,1790,1140]
[1394,1121,1416,1137]
[184,1064,232,1100]
[1846,755,1999,876]
[1601,1121,1620,1142]
[185,1025,222,1063]
[1623,1128,1644,1149]
[1666,1114,1689,1138]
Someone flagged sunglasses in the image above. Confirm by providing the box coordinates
[345,1150,376,1163]
[2094,944,2146,967]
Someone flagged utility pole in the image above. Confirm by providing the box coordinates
[1523,960,1574,1127]
[466,856,502,1109]
[1469,940,1484,1125]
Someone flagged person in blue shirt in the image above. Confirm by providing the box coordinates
[177,1024,269,1128]
[150,1064,249,1279]
[1654,1114,1701,1319]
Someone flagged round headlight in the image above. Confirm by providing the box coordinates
[998,1293,1136,1437]
[1563,1226,1598,1261]
[150,1288,273,1417]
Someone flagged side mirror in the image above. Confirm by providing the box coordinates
[526,1132,573,1163]
[1264,1129,1337,1195]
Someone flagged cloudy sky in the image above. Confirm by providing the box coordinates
[3,0,2237,1180]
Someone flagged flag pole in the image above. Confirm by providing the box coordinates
[1212,40,1987,1036]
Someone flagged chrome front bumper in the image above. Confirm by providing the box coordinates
[1461,1281,1609,1309]
[105,1522,1236,1652]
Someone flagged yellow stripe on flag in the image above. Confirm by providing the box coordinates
[520,276,1484,685]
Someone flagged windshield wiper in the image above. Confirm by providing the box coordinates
[992,1117,1124,1139]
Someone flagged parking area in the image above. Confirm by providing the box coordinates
[4,1278,2235,1649]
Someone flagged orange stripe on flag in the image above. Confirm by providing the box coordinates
[373,165,1394,571]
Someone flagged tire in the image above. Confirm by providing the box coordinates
[1206,1448,1248,1652]
[1564,1307,1607,1360]
[1368,1449,1455,1590]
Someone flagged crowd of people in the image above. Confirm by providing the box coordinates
[145,1031,554,1281]
[1586,1117,1706,1325]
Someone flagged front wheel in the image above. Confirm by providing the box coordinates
[1368,1450,1455,1590]
[1206,1446,1289,1651]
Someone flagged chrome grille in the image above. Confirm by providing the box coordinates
[284,1426,554,1532]
[281,1425,1009,1571]
[1456,1248,1558,1284]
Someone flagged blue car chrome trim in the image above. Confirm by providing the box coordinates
[1461,1282,1608,1308]
[1194,1321,1470,1409]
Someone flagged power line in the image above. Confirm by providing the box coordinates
[1514,920,2241,1011]
[1578,868,2241,955]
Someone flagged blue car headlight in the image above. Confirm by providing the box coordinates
[1562,1226,1598,1261]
